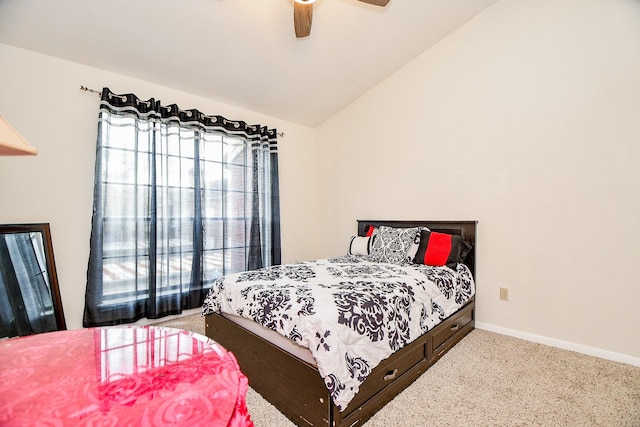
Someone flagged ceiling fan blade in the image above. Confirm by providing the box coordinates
[294,2,313,38]
[358,0,390,6]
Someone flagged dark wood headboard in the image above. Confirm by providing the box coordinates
[357,220,477,279]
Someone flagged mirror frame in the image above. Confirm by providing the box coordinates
[0,223,66,334]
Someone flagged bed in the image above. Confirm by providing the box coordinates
[203,220,477,427]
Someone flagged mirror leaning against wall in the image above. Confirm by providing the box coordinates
[0,223,66,339]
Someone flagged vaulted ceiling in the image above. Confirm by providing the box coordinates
[0,0,498,127]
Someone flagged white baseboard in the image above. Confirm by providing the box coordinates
[475,321,640,368]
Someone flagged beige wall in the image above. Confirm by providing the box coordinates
[0,43,320,330]
[317,0,640,361]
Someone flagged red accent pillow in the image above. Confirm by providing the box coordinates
[365,225,376,237]
[414,230,466,268]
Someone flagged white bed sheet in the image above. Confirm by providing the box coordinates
[221,312,317,366]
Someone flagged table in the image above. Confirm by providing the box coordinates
[0,326,253,426]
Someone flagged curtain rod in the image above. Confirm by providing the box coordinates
[80,85,285,138]
[80,85,101,96]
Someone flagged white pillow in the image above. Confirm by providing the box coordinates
[348,236,372,256]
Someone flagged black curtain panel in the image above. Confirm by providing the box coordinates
[83,88,281,327]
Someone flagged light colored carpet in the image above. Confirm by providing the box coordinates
[154,314,640,426]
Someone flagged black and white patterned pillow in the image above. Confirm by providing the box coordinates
[370,226,420,264]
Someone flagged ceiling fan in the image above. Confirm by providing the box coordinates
[293,0,390,38]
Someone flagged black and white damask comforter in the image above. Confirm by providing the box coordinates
[201,255,475,411]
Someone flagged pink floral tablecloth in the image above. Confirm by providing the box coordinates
[0,326,253,426]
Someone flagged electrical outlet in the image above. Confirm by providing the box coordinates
[499,287,509,301]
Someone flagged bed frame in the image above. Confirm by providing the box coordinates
[205,220,477,426]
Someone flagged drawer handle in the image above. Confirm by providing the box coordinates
[384,369,398,381]
[450,323,459,332]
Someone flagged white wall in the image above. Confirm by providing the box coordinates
[0,43,320,330]
[317,0,640,360]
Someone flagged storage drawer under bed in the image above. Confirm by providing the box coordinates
[343,336,427,416]
[431,301,475,361]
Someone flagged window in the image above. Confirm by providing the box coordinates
[84,88,280,327]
